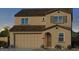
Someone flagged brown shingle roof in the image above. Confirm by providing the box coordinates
[15,8,72,17]
[10,25,71,32]
[10,25,45,32]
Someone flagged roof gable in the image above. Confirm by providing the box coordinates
[45,25,71,31]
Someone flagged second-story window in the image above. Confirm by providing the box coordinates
[51,16,67,24]
[21,18,28,25]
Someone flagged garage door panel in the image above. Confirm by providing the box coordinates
[15,33,43,48]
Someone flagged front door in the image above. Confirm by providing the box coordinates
[45,32,51,48]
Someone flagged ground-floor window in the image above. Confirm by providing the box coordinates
[58,32,64,42]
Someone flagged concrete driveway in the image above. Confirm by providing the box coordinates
[0,48,79,51]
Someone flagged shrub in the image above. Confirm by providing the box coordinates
[40,45,48,49]
[67,45,72,49]
[41,45,44,48]
[10,45,15,48]
[0,41,8,48]
[55,45,62,49]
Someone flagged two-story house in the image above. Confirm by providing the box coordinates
[10,8,72,48]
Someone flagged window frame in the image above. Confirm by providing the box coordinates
[58,32,64,42]
[51,16,67,24]
[58,16,64,24]
[21,18,28,25]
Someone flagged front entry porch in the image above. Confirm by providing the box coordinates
[44,32,52,48]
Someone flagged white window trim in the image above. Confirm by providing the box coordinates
[58,32,65,42]
[20,18,28,25]
[51,16,65,24]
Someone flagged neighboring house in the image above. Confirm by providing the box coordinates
[10,8,72,48]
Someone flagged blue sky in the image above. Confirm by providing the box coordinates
[0,8,21,30]
[0,8,79,32]
[73,8,79,32]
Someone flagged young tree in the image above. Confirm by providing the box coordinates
[0,26,9,37]
[0,26,10,48]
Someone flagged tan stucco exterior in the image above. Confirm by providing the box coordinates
[15,16,46,25]
[43,27,71,48]
[45,11,71,28]
[15,11,71,28]
[10,10,72,48]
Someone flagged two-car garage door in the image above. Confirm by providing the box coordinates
[14,33,43,48]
